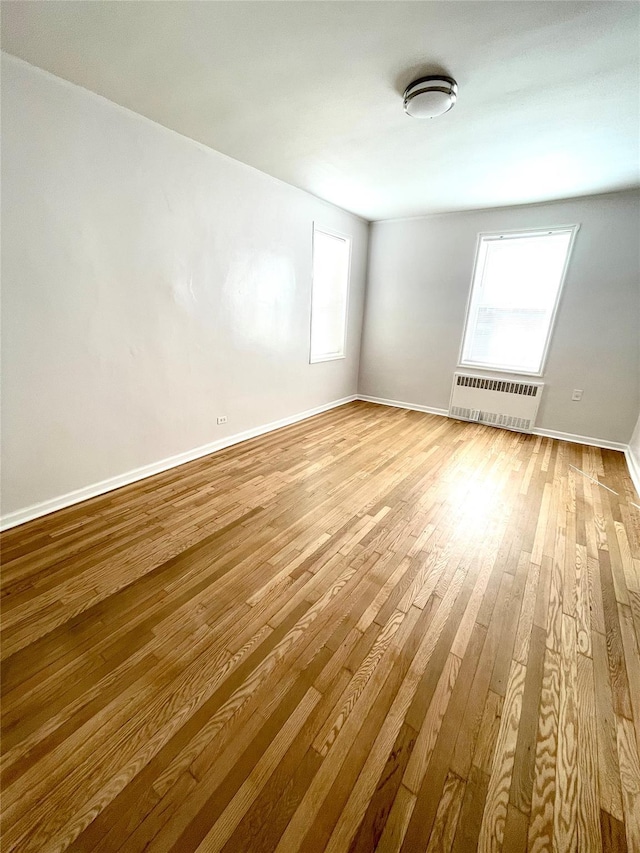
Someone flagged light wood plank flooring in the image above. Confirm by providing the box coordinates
[1,401,639,852]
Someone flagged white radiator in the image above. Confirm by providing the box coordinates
[448,372,543,433]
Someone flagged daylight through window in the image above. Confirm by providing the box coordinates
[310,227,351,363]
[460,227,578,375]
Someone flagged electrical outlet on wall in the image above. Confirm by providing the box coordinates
[571,389,583,401]
[217,416,228,425]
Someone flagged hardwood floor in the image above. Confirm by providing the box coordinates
[1,401,639,853]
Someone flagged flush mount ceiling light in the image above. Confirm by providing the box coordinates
[403,75,458,119]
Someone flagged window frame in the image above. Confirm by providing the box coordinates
[457,224,580,377]
[309,223,352,364]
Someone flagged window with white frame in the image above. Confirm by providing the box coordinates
[459,226,578,375]
[310,226,351,363]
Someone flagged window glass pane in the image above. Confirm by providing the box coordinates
[310,228,350,361]
[461,229,575,374]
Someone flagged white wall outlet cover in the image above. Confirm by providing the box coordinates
[571,390,583,401]
[217,416,228,425]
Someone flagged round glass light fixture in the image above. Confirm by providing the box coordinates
[403,75,458,119]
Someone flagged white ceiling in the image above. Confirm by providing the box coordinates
[2,1,639,221]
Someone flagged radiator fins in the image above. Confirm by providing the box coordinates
[450,406,532,432]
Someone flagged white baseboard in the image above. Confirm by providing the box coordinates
[358,394,629,453]
[0,395,358,531]
[360,394,639,494]
[625,447,640,500]
[3,392,637,531]
[530,427,627,453]
[357,394,448,418]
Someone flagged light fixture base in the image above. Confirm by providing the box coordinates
[403,75,458,119]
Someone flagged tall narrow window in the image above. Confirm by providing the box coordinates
[460,226,578,375]
[310,226,351,363]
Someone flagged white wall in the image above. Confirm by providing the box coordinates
[1,55,369,519]
[3,53,639,525]
[359,191,640,444]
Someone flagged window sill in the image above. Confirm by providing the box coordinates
[457,362,544,378]
[309,353,346,364]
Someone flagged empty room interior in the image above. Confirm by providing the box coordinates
[2,1,640,851]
